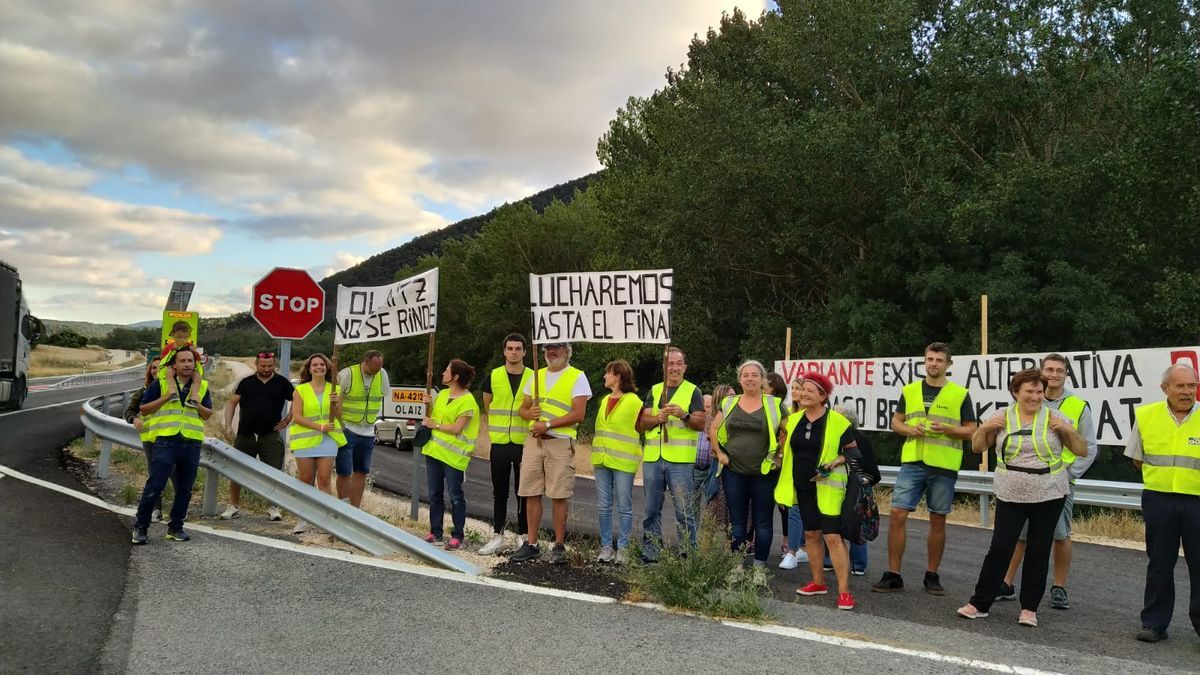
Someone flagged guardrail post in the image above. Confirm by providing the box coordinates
[410,444,422,521]
[98,439,112,479]
[84,428,94,448]
[979,494,989,527]
[202,467,218,516]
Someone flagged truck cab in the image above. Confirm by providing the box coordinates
[1,261,43,409]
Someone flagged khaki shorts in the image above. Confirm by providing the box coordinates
[518,436,576,499]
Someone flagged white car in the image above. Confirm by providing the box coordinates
[373,416,418,450]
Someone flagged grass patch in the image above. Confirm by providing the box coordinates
[625,517,768,619]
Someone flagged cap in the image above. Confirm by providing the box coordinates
[542,342,569,349]
[800,370,834,397]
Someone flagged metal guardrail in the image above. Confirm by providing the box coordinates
[876,466,1144,524]
[80,394,478,575]
[55,364,145,389]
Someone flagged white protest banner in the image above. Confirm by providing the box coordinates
[335,268,438,345]
[529,269,672,344]
[777,346,1200,446]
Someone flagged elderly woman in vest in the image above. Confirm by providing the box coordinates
[288,354,344,519]
[710,360,789,566]
[958,368,1087,627]
[422,359,480,550]
[591,359,641,563]
[777,372,860,610]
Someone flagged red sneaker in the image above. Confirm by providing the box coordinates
[837,592,855,610]
[796,582,828,596]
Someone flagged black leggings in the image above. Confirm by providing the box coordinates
[490,442,527,535]
[970,497,1065,612]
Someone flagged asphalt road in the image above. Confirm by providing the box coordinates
[369,443,1200,670]
[0,376,142,673]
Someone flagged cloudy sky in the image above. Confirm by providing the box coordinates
[0,0,764,324]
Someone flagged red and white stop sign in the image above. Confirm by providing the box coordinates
[251,268,325,339]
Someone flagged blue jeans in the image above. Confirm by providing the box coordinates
[823,540,869,572]
[891,463,957,515]
[722,469,774,562]
[787,505,804,552]
[642,459,698,559]
[336,428,375,476]
[595,466,635,549]
[426,458,465,539]
[135,436,200,531]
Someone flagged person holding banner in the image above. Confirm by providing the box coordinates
[875,342,977,596]
[957,368,1087,627]
[1123,363,1199,643]
[479,333,533,556]
[592,359,641,563]
[710,360,789,566]
[421,359,480,550]
[337,350,390,508]
[1000,353,1099,610]
[777,372,860,610]
[512,342,592,565]
[638,346,705,562]
[288,354,344,533]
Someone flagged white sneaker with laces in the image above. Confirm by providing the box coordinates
[479,533,506,556]
[292,519,309,535]
[779,551,798,570]
[597,546,615,563]
[267,506,282,521]
[220,505,240,520]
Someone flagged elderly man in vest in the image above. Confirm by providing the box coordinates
[479,333,533,555]
[637,346,706,562]
[1125,362,1199,643]
[874,341,977,596]
[131,346,213,544]
[512,342,592,565]
[338,350,390,507]
[1000,353,1099,609]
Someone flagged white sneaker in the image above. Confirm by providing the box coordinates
[795,549,809,563]
[220,505,240,520]
[292,519,309,535]
[479,533,506,556]
[779,551,798,570]
[614,548,628,565]
[597,546,615,563]
[151,508,162,523]
[267,506,282,521]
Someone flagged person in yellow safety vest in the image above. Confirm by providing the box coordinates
[287,353,344,534]
[337,350,390,508]
[593,359,642,564]
[159,320,204,407]
[1124,363,1200,643]
[130,347,213,545]
[420,359,480,550]
[479,333,533,556]
[778,371,861,611]
[1002,353,1099,610]
[709,360,789,567]
[874,342,978,596]
[636,346,706,562]
[125,357,166,524]
[512,342,592,565]
[957,368,1087,627]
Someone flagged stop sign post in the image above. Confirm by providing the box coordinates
[252,268,325,377]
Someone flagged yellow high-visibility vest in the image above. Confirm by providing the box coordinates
[899,380,968,471]
[1134,401,1200,496]
[288,382,346,450]
[1055,394,1087,466]
[145,380,210,442]
[423,390,480,471]
[643,380,701,463]
[341,364,385,425]
[774,409,851,516]
[996,405,1064,475]
[716,394,782,475]
[592,392,643,474]
[532,367,585,439]
[487,366,532,445]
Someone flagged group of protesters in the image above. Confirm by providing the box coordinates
[127,330,1198,642]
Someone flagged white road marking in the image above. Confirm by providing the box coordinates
[0,395,104,418]
[0,462,1067,674]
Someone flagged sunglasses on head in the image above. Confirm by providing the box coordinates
[258,351,275,358]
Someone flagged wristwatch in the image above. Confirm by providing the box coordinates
[682,412,692,422]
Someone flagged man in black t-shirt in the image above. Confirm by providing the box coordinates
[221,352,294,521]
[478,333,533,556]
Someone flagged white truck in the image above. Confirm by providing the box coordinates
[0,261,43,409]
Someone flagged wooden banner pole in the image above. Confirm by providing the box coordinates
[979,294,990,527]
[784,327,792,362]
